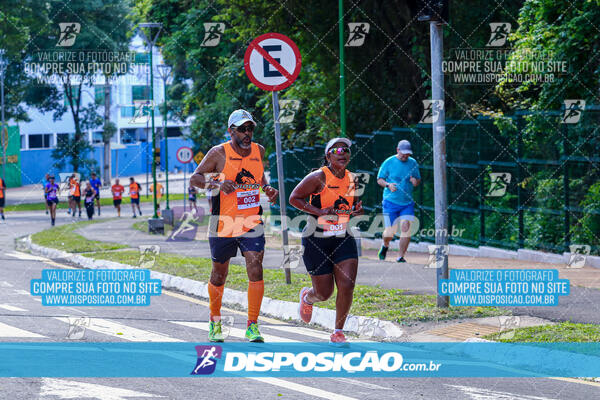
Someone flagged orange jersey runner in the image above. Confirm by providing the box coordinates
[210,141,264,237]
[111,184,125,200]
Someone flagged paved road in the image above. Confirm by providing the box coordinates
[1,211,600,399]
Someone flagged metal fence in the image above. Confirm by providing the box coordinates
[270,107,600,255]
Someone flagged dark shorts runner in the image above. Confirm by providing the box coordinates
[0,198,4,208]
[302,232,358,276]
[73,196,80,204]
[113,199,122,206]
[208,229,266,263]
[46,198,59,206]
[131,197,139,204]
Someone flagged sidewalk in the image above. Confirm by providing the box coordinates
[74,210,600,325]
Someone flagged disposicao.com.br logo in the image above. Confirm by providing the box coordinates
[191,346,441,376]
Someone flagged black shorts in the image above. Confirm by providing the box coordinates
[189,196,196,202]
[0,198,4,207]
[131,198,139,204]
[302,233,358,276]
[94,193,100,200]
[209,230,265,263]
[113,199,122,207]
[47,198,59,206]
[73,196,80,204]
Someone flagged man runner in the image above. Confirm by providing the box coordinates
[69,175,82,218]
[190,109,278,343]
[129,177,142,218]
[0,176,6,220]
[111,179,125,217]
[89,172,102,216]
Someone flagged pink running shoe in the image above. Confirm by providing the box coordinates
[298,287,313,323]
[329,331,349,347]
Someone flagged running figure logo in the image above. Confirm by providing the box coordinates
[138,245,160,268]
[497,316,520,340]
[562,100,586,124]
[191,345,223,375]
[282,245,305,270]
[168,207,203,241]
[345,23,370,47]
[56,23,81,47]
[348,172,370,197]
[487,172,511,197]
[65,316,91,340]
[201,23,225,47]
[486,23,511,47]
[131,100,153,124]
[426,245,448,269]
[278,100,300,123]
[567,244,590,269]
[420,100,444,123]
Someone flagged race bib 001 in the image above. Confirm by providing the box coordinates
[237,189,260,210]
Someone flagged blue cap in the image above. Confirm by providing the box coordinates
[228,109,256,128]
[397,140,413,155]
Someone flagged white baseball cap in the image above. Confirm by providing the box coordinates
[325,137,352,154]
[228,109,256,127]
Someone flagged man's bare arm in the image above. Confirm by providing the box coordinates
[190,147,221,189]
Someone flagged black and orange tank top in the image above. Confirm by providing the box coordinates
[309,167,355,237]
[211,141,264,237]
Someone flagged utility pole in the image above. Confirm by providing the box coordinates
[338,0,346,137]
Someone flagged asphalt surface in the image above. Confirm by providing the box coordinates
[1,208,600,399]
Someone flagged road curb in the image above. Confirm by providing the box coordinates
[19,236,404,340]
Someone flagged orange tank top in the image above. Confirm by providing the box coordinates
[0,178,4,198]
[309,167,355,237]
[211,141,264,237]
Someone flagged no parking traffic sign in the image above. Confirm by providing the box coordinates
[244,33,301,91]
[176,146,193,164]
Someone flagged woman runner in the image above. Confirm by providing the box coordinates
[83,182,97,220]
[289,137,363,345]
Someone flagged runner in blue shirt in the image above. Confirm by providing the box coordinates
[89,172,102,216]
[45,176,60,226]
[42,173,50,215]
[376,140,421,262]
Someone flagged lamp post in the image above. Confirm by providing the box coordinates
[156,64,172,210]
[138,22,163,232]
[0,50,7,183]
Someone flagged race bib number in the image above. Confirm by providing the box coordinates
[323,222,347,237]
[237,189,260,210]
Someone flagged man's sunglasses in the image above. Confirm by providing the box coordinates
[234,125,255,133]
[328,147,351,155]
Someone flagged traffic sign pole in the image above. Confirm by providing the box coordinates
[272,91,291,284]
[175,146,194,215]
[245,32,301,285]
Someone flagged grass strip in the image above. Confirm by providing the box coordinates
[485,322,600,342]
[31,220,127,253]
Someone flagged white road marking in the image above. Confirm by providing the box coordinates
[0,304,28,312]
[54,317,182,342]
[0,321,45,338]
[169,321,294,342]
[333,377,392,390]
[262,324,332,341]
[0,281,14,287]
[5,251,49,261]
[252,377,358,400]
[447,384,558,400]
[40,378,162,399]
[14,289,30,296]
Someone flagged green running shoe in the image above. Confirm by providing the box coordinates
[378,245,388,260]
[245,322,264,343]
[208,320,225,342]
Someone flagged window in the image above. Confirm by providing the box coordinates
[134,52,149,64]
[28,134,52,149]
[94,85,105,104]
[92,131,103,144]
[121,129,138,144]
[57,133,72,147]
[166,127,182,137]
[131,85,150,101]
[63,88,80,107]
[121,106,135,118]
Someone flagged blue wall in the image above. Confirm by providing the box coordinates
[160,137,196,173]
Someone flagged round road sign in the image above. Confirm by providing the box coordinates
[244,33,301,92]
[176,146,194,164]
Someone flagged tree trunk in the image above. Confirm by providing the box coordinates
[103,80,111,186]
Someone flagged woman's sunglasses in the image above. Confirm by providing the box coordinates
[328,147,351,155]
[234,125,255,133]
